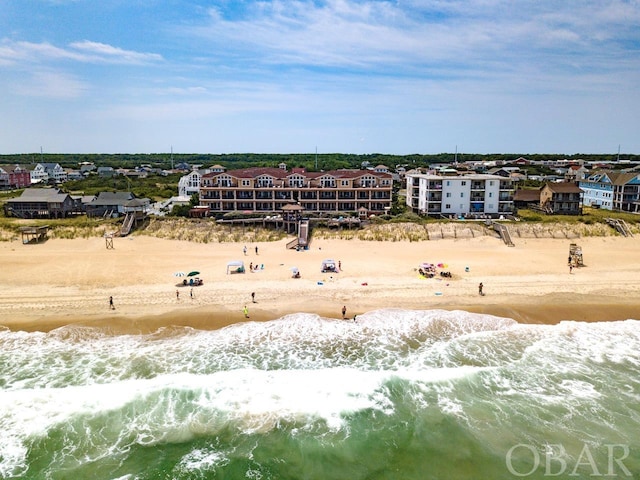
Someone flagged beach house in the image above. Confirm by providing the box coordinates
[579,171,640,212]
[85,191,149,218]
[4,188,75,218]
[539,182,583,215]
[30,163,67,185]
[0,165,31,189]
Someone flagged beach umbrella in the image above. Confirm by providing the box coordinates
[174,271,186,277]
[290,266,299,273]
[187,271,200,277]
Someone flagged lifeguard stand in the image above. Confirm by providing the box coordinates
[569,243,583,267]
[105,233,114,250]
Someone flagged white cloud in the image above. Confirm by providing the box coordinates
[0,38,163,66]
[12,70,88,98]
[69,41,163,64]
[188,0,640,77]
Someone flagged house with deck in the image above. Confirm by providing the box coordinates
[4,188,75,218]
[579,171,640,212]
[86,191,149,218]
[539,182,583,215]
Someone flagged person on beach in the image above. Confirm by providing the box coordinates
[338,260,342,271]
[243,305,249,318]
[176,289,180,300]
[243,245,247,256]
[255,246,259,255]
[251,292,256,303]
[109,296,115,310]
[569,264,573,274]
[342,305,347,318]
[190,288,194,299]
[478,283,484,296]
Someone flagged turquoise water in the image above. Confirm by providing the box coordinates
[1,309,639,479]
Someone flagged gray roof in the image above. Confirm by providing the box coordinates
[6,188,70,203]
[89,191,135,206]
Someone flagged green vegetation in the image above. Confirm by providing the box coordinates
[517,207,640,225]
[63,173,182,200]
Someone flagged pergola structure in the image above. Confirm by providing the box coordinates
[19,225,49,244]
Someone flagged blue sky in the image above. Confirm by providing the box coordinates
[1,0,639,155]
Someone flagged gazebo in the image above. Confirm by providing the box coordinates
[281,203,305,234]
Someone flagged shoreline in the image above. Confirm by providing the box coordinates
[3,296,640,334]
[1,235,639,333]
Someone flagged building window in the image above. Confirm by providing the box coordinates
[461,181,466,186]
[242,179,250,186]
[446,192,451,198]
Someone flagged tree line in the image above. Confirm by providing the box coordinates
[1,152,638,173]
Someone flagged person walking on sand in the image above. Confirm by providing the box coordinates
[109,296,115,310]
[243,245,247,256]
[255,246,259,255]
[569,264,573,274]
[176,289,180,300]
[190,288,194,299]
[243,305,250,318]
[342,305,347,319]
[251,292,256,303]
[478,283,484,296]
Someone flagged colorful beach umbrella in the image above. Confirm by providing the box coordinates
[187,271,200,277]
[174,271,186,277]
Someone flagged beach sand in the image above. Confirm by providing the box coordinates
[1,233,639,332]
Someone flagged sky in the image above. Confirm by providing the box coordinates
[1,0,639,155]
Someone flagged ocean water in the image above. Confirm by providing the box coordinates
[1,310,639,480]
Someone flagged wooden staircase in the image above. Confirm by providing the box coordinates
[286,220,310,249]
[489,221,515,247]
[605,218,633,237]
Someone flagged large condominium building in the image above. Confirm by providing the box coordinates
[199,166,393,216]
[405,173,514,217]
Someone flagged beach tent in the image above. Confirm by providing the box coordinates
[226,260,245,274]
[321,259,337,273]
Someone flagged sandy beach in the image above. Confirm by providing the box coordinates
[1,232,639,332]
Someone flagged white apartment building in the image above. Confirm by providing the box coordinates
[405,173,514,217]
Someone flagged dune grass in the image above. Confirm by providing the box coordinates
[0,209,637,243]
